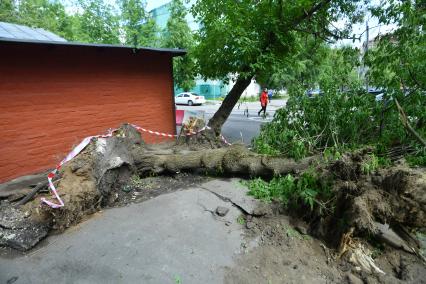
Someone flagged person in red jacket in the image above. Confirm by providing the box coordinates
[258,88,268,117]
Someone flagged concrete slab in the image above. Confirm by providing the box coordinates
[201,179,261,215]
[0,187,248,284]
[0,173,47,198]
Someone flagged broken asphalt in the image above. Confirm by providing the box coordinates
[0,179,262,284]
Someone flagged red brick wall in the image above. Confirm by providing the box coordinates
[0,43,176,183]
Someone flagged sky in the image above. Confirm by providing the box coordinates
[145,0,396,48]
[146,0,171,11]
[65,0,396,48]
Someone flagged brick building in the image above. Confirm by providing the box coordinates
[0,24,185,183]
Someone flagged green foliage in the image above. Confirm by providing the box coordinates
[236,216,246,225]
[238,96,259,103]
[361,154,379,174]
[368,0,425,95]
[1,0,76,40]
[174,275,182,284]
[377,156,392,167]
[245,171,332,212]
[323,148,342,162]
[406,149,426,167]
[120,0,159,47]
[162,0,196,91]
[0,0,18,22]
[0,0,159,46]
[192,0,364,81]
[253,83,425,162]
[253,86,381,159]
[76,0,120,44]
[257,42,361,92]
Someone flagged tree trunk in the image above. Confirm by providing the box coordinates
[14,126,315,240]
[134,144,315,177]
[207,76,253,135]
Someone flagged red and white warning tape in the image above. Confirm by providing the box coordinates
[41,124,232,208]
[130,124,210,137]
[41,128,117,208]
[220,135,232,146]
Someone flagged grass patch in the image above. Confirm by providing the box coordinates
[237,215,246,225]
[243,171,333,213]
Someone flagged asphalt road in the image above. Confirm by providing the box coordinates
[177,100,285,145]
[219,112,273,145]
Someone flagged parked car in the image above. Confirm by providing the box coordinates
[175,92,206,106]
[306,89,323,98]
[366,87,385,101]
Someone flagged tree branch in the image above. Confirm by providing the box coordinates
[395,99,426,147]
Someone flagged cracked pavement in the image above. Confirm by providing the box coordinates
[0,179,258,284]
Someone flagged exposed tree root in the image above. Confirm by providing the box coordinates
[0,124,315,248]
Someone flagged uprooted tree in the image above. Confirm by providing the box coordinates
[191,0,365,135]
[3,124,424,258]
[1,3,425,276]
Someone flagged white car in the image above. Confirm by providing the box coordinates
[175,92,206,106]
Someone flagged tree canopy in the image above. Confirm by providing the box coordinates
[368,0,425,94]
[120,0,159,47]
[0,0,158,46]
[192,0,364,81]
[191,0,365,132]
[162,0,196,91]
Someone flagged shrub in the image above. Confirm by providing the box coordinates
[244,171,333,212]
[253,87,426,164]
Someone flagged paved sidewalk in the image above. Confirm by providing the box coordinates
[0,179,258,284]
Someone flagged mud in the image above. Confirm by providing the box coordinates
[304,150,426,250]
[225,202,426,283]
[224,148,426,283]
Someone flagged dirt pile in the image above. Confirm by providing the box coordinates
[231,202,426,283]
[314,150,426,244]
[282,149,426,281]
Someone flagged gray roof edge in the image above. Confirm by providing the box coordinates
[0,37,187,56]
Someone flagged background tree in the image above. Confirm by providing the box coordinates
[255,37,327,92]
[0,0,74,40]
[75,0,120,44]
[253,0,425,164]
[192,0,365,135]
[0,0,18,23]
[366,0,425,152]
[368,0,425,93]
[162,0,196,91]
[120,0,159,47]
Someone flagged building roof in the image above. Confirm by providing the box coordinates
[0,21,67,42]
[0,21,186,56]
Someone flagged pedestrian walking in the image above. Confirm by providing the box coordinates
[258,88,268,117]
[268,89,273,103]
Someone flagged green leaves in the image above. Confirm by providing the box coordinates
[253,87,383,159]
[120,0,159,47]
[162,0,196,91]
[367,1,425,94]
[0,0,18,23]
[192,0,365,80]
[76,0,120,44]
[245,172,332,212]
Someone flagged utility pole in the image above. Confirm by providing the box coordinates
[365,21,369,91]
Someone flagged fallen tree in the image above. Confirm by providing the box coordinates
[1,124,425,264]
[0,124,315,250]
